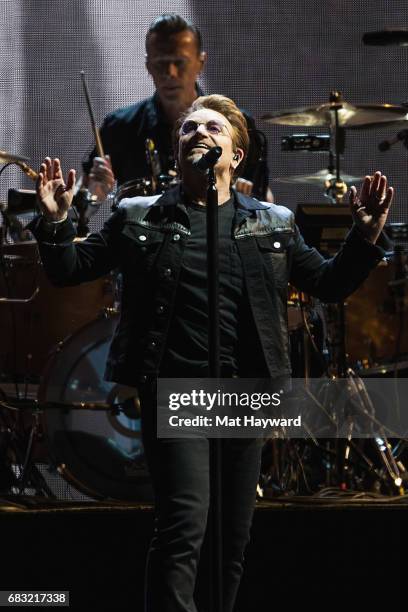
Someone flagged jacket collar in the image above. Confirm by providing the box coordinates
[151,184,269,212]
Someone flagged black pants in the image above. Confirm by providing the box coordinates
[140,382,263,612]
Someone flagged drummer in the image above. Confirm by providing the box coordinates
[80,13,271,201]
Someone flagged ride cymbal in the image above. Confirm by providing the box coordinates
[262,102,408,128]
[273,169,363,186]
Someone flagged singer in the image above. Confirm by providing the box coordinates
[30,94,393,612]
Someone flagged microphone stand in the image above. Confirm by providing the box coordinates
[206,164,223,612]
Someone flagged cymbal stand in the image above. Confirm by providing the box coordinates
[326,91,348,204]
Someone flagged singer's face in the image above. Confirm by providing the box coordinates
[178,108,236,176]
[146,31,205,108]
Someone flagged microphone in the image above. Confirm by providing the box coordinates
[193,146,222,174]
[378,129,408,152]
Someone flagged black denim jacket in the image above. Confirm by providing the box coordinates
[29,187,387,386]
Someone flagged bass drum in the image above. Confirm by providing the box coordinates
[38,313,153,502]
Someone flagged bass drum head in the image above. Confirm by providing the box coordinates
[38,314,153,502]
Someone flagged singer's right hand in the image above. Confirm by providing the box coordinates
[88,155,115,199]
[36,157,76,221]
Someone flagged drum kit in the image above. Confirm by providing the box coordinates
[1,30,408,502]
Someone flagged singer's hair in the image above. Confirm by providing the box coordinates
[173,95,249,178]
[146,14,202,54]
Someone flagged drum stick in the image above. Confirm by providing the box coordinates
[80,70,105,158]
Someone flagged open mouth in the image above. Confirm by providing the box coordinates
[189,144,211,151]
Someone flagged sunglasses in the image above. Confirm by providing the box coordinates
[180,119,231,136]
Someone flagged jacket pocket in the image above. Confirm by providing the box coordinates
[120,224,166,276]
[256,232,293,288]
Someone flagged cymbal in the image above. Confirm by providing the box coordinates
[273,169,363,186]
[262,102,408,128]
[363,30,408,47]
[0,149,30,164]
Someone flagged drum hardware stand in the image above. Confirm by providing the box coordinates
[325,91,348,204]
[0,397,55,498]
[324,296,406,491]
[303,374,404,491]
[298,291,406,491]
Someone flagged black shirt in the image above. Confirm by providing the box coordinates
[83,91,269,199]
[160,195,244,376]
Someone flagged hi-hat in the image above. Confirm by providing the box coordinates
[273,169,363,186]
[0,149,30,164]
[262,102,408,128]
[363,30,408,47]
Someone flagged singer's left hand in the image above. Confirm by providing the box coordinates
[349,171,394,244]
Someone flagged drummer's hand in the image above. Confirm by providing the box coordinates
[36,157,76,221]
[235,177,253,196]
[234,179,274,203]
[88,155,115,199]
[349,171,394,244]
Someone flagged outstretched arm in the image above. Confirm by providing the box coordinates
[31,157,121,286]
[290,172,394,302]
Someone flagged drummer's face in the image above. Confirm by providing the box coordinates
[146,31,206,109]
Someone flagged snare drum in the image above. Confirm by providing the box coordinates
[38,313,153,501]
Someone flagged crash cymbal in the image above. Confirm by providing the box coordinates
[273,169,363,186]
[0,149,30,164]
[363,30,408,47]
[262,102,408,128]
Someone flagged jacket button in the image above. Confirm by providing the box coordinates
[138,234,147,242]
[173,233,180,241]
[162,267,172,278]
[156,305,165,314]
[273,241,281,249]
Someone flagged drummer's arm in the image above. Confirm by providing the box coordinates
[81,115,116,201]
[84,155,115,201]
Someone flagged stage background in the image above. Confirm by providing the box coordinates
[0,0,407,225]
